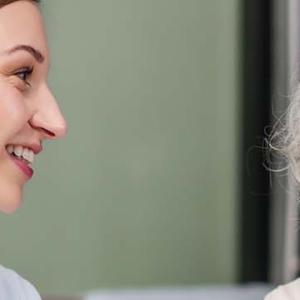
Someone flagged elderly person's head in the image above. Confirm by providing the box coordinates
[0,0,67,213]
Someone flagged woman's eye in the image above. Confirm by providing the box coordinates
[14,67,33,86]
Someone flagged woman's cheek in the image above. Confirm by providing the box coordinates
[0,81,27,146]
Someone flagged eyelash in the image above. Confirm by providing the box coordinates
[14,66,34,86]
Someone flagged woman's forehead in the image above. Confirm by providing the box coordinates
[0,1,48,56]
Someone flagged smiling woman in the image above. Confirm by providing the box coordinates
[0,0,67,298]
[0,0,67,214]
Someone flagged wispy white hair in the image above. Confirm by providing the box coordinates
[268,86,300,184]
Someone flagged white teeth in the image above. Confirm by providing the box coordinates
[7,145,13,154]
[14,145,23,157]
[23,148,30,161]
[6,144,35,164]
[28,151,34,163]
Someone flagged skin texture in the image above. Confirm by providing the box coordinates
[0,0,67,213]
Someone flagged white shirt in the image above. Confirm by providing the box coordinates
[265,278,300,300]
[0,265,41,300]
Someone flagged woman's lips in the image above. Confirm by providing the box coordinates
[8,153,33,179]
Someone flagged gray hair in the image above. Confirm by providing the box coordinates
[268,86,300,183]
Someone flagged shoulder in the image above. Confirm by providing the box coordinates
[0,265,41,300]
[265,278,300,300]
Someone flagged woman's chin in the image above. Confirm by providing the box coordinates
[0,184,23,214]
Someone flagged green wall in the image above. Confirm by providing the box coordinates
[0,0,240,295]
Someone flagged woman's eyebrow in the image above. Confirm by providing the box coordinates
[2,44,45,63]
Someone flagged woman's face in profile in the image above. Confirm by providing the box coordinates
[0,0,67,213]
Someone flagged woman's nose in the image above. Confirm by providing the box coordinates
[29,84,67,140]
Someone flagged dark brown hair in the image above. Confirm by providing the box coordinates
[0,0,40,9]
